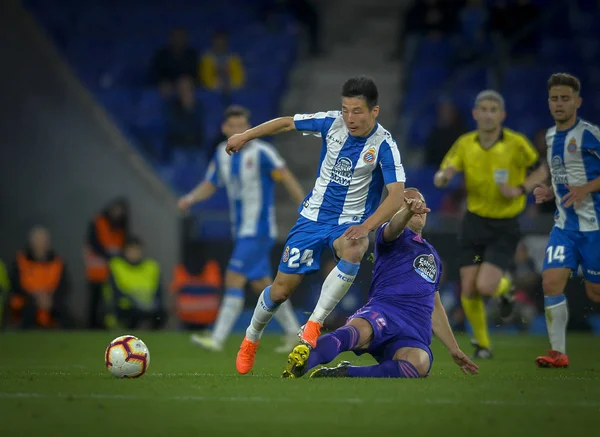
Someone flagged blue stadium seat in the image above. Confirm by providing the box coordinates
[408,65,450,91]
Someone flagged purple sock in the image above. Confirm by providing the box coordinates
[347,360,421,378]
[305,325,360,373]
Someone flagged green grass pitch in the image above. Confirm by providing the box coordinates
[1,332,599,437]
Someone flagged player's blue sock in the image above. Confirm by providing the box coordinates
[245,286,280,342]
[346,359,421,378]
[305,325,360,372]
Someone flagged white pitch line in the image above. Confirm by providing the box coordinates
[0,392,599,408]
[3,371,598,381]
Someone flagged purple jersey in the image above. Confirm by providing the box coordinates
[368,223,442,341]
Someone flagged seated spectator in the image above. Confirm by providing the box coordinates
[198,31,245,92]
[84,197,129,329]
[165,77,205,153]
[489,0,511,39]
[170,252,222,331]
[509,0,540,57]
[0,259,10,328]
[456,0,489,63]
[105,236,166,330]
[9,226,71,329]
[394,0,462,60]
[150,28,198,97]
[425,99,468,167]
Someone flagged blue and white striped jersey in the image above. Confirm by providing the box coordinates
[547,118,600,232]
[206,139,285,239]
[293,111,405,225]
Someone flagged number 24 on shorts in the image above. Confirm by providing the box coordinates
[287,248,314,269]
[546,245,566,263]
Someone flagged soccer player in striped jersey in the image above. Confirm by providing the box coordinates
[534,73,600,368]
[179,105,306,353]
[226,76,406,374]
[282,188,478,379]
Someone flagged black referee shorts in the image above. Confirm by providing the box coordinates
[458,211,520,271]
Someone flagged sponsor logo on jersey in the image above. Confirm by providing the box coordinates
[413,253,437,283]
[493,169,508,185]
[551,156,568,185]
[363,147,376,163]
[326,133,345,146]
[331,157,353,186]
[567,138,577,153]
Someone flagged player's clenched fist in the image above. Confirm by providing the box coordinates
[406,197,431,215]
[533,185,554,204]
[226,133,249,155]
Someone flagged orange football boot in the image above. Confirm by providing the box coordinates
[236,337,259,374]
[298,321,323,349]
[536,350,569,368]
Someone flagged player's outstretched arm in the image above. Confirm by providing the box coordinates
[277,168,306,206]
[345,182,405,240]
[178,180,217,211]
[226,117,296,155]
[432,292,479,375]
[382,196,431,242]
[433,166,459,188]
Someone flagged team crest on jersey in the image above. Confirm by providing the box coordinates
[413,253,437,283]
[567,138,577,153]
[363,147,376,163]
[282,246,290,263]
[330,157,353,186]
[551,156,568,185]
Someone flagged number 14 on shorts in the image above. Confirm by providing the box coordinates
[546,245,565,263]
[285,247,314,269]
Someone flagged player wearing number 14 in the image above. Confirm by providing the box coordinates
[226,76,405,374]
[534,73,600,368]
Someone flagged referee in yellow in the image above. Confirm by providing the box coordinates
[434,90,548,359]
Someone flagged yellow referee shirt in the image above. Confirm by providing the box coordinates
[440,128,538,219]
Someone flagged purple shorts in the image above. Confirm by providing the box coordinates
[347,303,433,373]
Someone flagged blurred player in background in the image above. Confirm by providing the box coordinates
[282,188,478,379]
[226,76,405,374]
[179,105,306,353]
[434,90,548,359]
[533,73,600,368]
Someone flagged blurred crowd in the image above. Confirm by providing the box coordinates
[0,198,225,331]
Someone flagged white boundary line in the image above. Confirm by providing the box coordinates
[1,371,597,381]
[0,392,599,408]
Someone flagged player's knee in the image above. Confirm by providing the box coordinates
[269,278,294,303]
[542,275,564,297]
[225,270,247,289]
[338,239,369,264]
[475,277,497,297]
[396,358,429,378]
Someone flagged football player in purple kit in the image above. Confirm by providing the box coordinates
[281,188,479,378]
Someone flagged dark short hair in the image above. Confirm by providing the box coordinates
[341,76,379,109]
[405,187,425,202]
[125,236,143,247]
[548,73,581,94]
[223,105,251,121]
